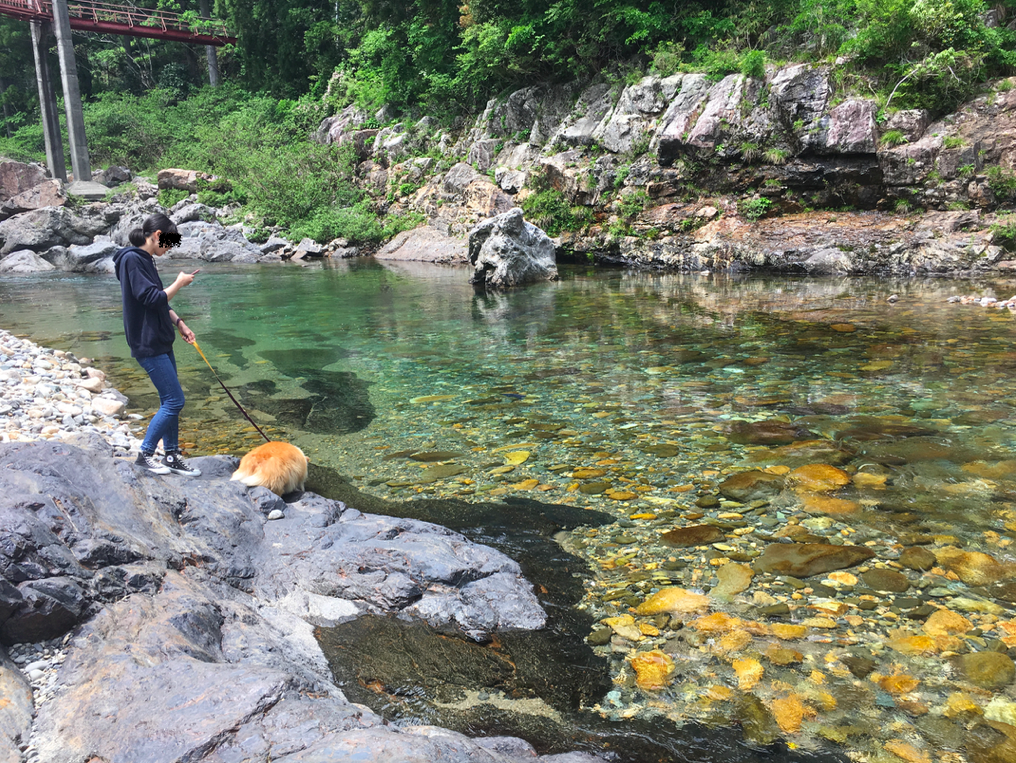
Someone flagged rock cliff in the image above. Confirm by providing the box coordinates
[317,65,1016,274]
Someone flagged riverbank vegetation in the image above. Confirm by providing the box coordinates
[3,0,1014,142]
[1,0,1014,242]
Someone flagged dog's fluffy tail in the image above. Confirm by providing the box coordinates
[231,441,309,497]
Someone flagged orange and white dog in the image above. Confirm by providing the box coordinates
[231,441,309,496]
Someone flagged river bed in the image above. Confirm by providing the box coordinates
[3,259,1016,762]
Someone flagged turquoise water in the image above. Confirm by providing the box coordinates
[5,258,1016,759]
[5,259,1016,507]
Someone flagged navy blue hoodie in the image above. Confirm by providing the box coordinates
[112,246,174,359]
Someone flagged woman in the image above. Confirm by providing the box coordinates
[113,213,202,476]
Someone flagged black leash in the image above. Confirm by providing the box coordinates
[191,340,271,443]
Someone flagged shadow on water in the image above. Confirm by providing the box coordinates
[196,329,256,368]
[308,465,847,763]
[258,346,352,373]
[235,370,375,434]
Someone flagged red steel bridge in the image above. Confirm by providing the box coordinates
[0,0,234,45]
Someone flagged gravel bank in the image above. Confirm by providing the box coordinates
[0,328,141,452]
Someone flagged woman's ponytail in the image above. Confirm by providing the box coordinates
[128,228,146,247]
[129,213,177,248]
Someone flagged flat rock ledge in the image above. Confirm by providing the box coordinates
[0,440,597,763]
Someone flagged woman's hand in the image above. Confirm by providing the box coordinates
[166,269,199,301]
[178,320,196,344]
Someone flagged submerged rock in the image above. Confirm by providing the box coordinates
[957,653,1016,690]
[717,470,785,502]
[754,543,876,578]
[661,524,724,547]
[726,420,816,445]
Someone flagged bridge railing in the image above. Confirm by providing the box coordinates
[0,0,231,38]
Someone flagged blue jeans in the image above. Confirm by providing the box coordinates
[137,351,184,455]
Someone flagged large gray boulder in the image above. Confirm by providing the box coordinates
[655,74,713,163]
[91,165,132,187]
[444,162,483,195]
[376,226,468,263]
[468,208,558,289]
[29,571,592,763]
[316,103,369,145]
[551,82,618,148]
[0,249,55,273]
[107,197,165,246]
[42,238,118,272]
[594,76,667,154]
[0,649,32,763]
[0,206,106,256]
[769,63,833,138]
[174,220,264,262]
[171,202,217,225]
[157,168,208,192]
[0,441,545,643]
[809,98,880,154]
[0,440,586,763]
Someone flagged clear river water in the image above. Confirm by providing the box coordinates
[3,258,1016,763]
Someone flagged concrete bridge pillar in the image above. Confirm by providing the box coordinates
[198,0,220,86]
[29,20,67,181]
[50,0,90,183]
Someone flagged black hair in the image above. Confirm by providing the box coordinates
[128,213,178,247]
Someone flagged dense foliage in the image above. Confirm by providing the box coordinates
[324,0,1016,115]
[2,0,1015,241]
[5,0,1016,136]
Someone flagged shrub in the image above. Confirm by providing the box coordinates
[0,123,45,163]
[764,147,790,165]
[521,187,593,236]
[991,215,1016,249]
[740,50,766,80]
[196,177,245,208]
[287,202,381,244]
[618,189,650,219]
[739,196,775,221]
[650,41,685,76]
[880,130,908,146]
[942,135,965,148]
[740,142,762,162]
[987,166,1016,202]
[158,188,189,208]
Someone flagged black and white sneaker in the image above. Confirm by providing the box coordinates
[136,451,171,474]
[162,452,202,477]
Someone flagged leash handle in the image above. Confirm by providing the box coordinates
[191,340,271,443]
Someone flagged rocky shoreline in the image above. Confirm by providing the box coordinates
[0,329,606,763]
